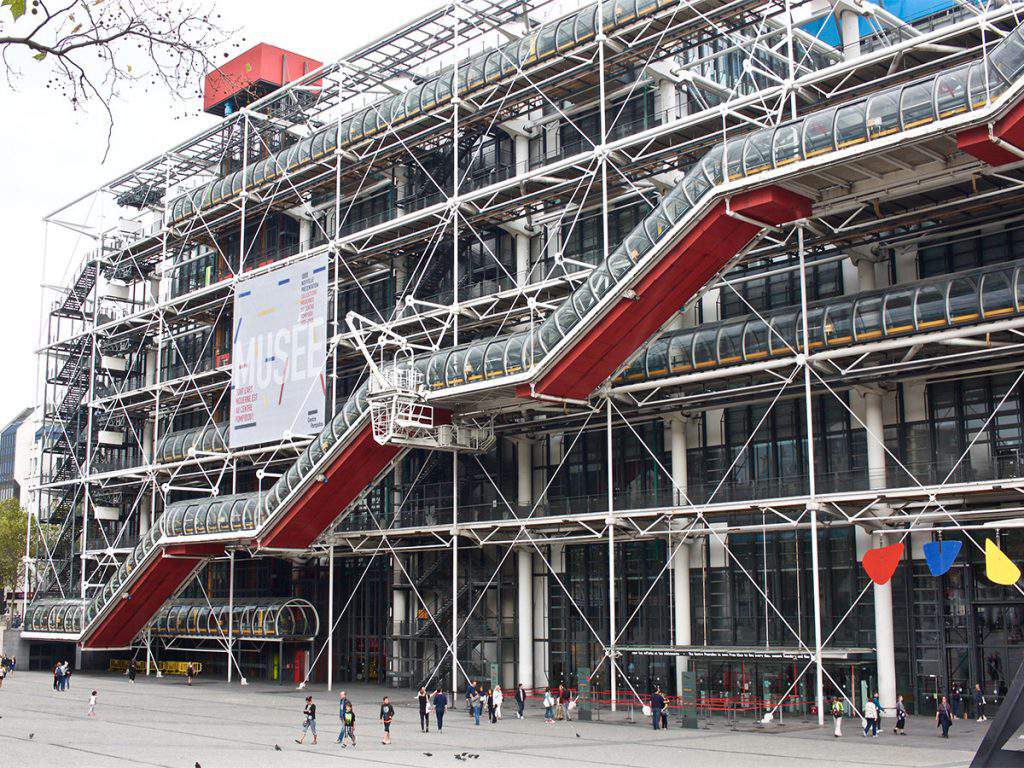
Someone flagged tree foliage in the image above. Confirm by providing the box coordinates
[0,497,28,595]
[0,0,240,157]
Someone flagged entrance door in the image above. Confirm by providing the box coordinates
[293,649,305,684]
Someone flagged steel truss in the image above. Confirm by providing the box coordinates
[27,0,1024,727]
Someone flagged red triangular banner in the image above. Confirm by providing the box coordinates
[862,541,904,585]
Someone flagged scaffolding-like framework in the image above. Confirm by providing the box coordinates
[26,0,1024,724]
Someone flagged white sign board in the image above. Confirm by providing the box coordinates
[230,253,328,448]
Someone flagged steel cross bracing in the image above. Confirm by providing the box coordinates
[28,0,1019,598]
[24,0,1024,716]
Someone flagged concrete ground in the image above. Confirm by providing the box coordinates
[0,670,1014,767]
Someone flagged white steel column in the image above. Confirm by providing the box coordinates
[669,415,691,694]
[517,439,534,687]
[517,547,534,688]
[839,9,862,60]
[393,576,406,689]
[327,544,335,691]
[606,398,617,711]
[865,390,897,710]
[227,550,235,683]
[798,226,826,725]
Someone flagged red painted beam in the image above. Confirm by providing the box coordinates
[83,542,223,649]
[958,98,1024,166]
[518,186,811,401]
[259,424,401,549]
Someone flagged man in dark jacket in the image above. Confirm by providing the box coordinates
[515,683,527,719]
[433,688,448,732]
[336,690,351,743]
[651,688,666,730]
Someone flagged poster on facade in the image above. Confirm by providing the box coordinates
[229,253,328,448]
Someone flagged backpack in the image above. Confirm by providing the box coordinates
[345,711,354,725]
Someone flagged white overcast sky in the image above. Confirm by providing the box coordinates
[0,0,466,426]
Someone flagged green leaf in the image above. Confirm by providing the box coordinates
[2,0,26,21]
[33,52,46,61]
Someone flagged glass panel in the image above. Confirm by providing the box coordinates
[743,319,769,359]
[866,91,900,138]
[802,107,836,157]
[718,322,744,364]
[724,137,746,180]
[668,332,693,372]
[772,125,801,167]
[936,67,969,117]
[883,289,915,334]
[853,297,883,341]
[769,311,798,354]
[900,82,935,129]
[504,334,526,374]
[916,284,947,329]
[742,130,773,175]
[992,31,1024,82]
[701,145,724,185]
[981,271,1014,318]
[484,339,507,379]
[464,344,485,383]
[948,277,979,323]
[694,328,718,368]
[835,102,867,148]
[645,338,669,377]
[445,349,467,386]
[823,303,856,348]
[427,351,448,390]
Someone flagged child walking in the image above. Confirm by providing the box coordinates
[340,701,356,747]
[380,696,395,745]
[88,690,97,717]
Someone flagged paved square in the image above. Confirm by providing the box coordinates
[0,670,1011,767]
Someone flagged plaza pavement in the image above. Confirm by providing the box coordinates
[0,669,1012,767]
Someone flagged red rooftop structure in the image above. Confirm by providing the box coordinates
[203,43,322,116]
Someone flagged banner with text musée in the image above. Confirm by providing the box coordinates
[229,253,328,448]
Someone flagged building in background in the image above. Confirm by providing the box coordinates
[17,0,1024,720]
[0,407,34,504]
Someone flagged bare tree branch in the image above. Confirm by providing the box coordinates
[0,0,240,160]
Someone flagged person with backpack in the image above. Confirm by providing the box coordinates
[295,696,318,745]
[470,687,482,725]
[831,696,844,737]
[379,696,394,745]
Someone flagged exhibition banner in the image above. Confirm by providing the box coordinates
[230,253,328,448]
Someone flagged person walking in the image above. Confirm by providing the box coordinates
[894,694,907,735]
[52,662,61,691]
[515,683,527,719]
[9,657,15,676]
[417,687,430,733]
[470,687,482,725]
[126,662,137,684]
[380,696,394,745]
[336,691,351,743]
[862,697,878,738]
[466,680,476,714]
[543,688,556,724]
[88,690,98,718]
[872,693,883,735]
[651,687,666,730]
[296,696,318,745]
[63,661,72,691]
[831,696,844,737]
[494,684,504,720]
[186,663,195,686]
[937,695,954,738]
[558,684,572,721]
[486,688,496,724]
[433,688,448,732]
[340,701,356,747]
[975,684,988,721]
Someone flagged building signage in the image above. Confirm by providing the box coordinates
[230,254,328,448]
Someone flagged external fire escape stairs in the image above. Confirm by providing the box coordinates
[23,28,1024,649]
